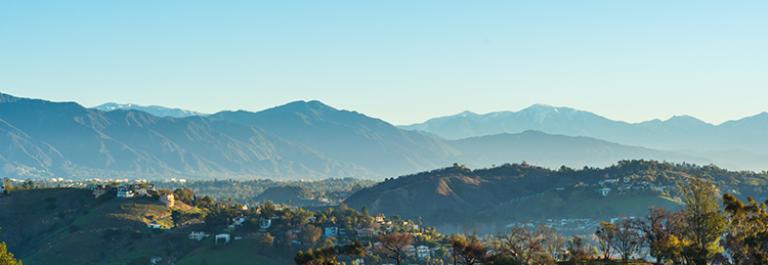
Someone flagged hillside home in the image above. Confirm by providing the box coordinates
[215,233,231,245]
[188,231,207,241]
[599,179,620,186]
[355,228,375,239]
[374,214,385,223]
[404,245,416,257]
[324,226,339,237]
[117,187,135,198]
[150,257,163,265]
[259,217,272,230]
[232,217,247,226]
[416,245,431,259]
[147,223,162,229]
[598,187,611,197]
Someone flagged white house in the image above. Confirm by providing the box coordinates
[147,223,163,229]
[598,187,611,197]
[416,245,431,259]
[215,233,231,245]
[232,217,247,226]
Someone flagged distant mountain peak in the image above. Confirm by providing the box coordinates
[519,104,582,115]
[457,111,478,117]
[664,115,711,126]
[270,100,337,112]
[93,102,203,118]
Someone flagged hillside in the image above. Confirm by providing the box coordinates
[0,187,302,265]
[0,188,201,265]
[344,160,768,228]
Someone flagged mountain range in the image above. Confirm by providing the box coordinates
[402,105,768,170]
[0,92,765,179]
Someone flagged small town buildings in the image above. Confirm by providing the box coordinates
[215,233,231,245]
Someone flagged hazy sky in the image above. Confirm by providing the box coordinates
[1,1,767,125]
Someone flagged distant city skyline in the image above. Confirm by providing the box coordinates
[2,1,767,125]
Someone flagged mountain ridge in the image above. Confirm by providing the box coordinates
[401,104,768,163]
[1,92,764,178]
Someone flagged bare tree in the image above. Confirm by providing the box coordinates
[595,221,617,261]
[502,226,546,264]
[450,234,487,265]
[611,218,646,262]
[378,232,412,265]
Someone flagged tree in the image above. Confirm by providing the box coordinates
[1,178,11,195]
[722,193,768,265]
[610,219,645,262]
[678,179,726,265]
[0,242,22,265]
[501,226,548,265]
[173,188,196,205]
[594,221,616,261]
[450,234,487,265]
[302,224,323,247]
[539,225,566,262]
[378,232,412,265]
[642,207,684,265]
[566,236,590,262]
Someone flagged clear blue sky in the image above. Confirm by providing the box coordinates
[1,1,767,125]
